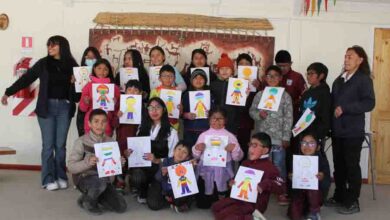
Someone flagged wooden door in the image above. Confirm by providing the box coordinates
[372,28,390,184]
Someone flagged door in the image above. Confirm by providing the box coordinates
[372,28,390,184]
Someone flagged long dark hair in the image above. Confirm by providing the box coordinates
[149,46,166,63]
[189,48,210,69]
[138,97,171,140]
[81,47,101,66]
[347,45,371,75]
[46,35,77,65]
[91,59,115,82]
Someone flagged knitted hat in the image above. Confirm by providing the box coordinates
[217,53,234,70]
[191,68,208,82]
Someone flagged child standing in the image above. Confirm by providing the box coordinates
[149,46,186,91]
[192,106,244,209]
[183,48,216,87]
[76,47,101,137]
[152,142,194,212]
[288,132,331,220]
[125,97,179,205]
[182,69,212,147]
[212,132,285,219]
[79,59,120,136]
[210,53,243,135]
[249,65,293,205]
[67,109,127,215]
[114,49,150,98]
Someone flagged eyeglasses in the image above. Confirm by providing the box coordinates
[147,105,163,112]
[265,74,280,79]
[277,64,291,69]
[210,117,224,121]
[300,141,317,148]
[160,74,174,78]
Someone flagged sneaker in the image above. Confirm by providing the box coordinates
[174,204,189,213]
[252,209,266,220]
[57,179,68,189]
[337,202,360,215]
[324,197,341,207]
[306,212,321,220]
[45,182,59,191]
[137,196,147,204]
[277,194,290,206]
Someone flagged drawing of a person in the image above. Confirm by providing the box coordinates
[166,95,175,117]
[79,67,90,87]
[101,147,117,175]
[293,111,315,134]
[264,87,278,109]
[231,80,244,104]
[194,92,207,118]
[237,177,253,200]
[175,164,192,195]
[96,84,110,108]
[126,96,136,120]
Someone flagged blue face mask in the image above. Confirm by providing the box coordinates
[85,59,96,67]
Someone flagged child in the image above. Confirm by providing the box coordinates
[79,59,121,136]
[114,49,150,98]
[150,64,181,130]
[125,97,179,204]
[76,47,101,137]
[210,53,244,135]
[149,46,186,91]
[152,142,194,212]
[183,48,216,87]
[113,80,146,190]
[249,65,293,205]
[288,132,331,220]
[67,109,127,215]
[212,132,285,219]
[182,68,212,147]
[192,106,244,209]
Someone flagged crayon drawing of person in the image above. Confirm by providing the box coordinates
[96,84,110,109]
[231,79,244,104]
[126,96,136,120]
[263,87,278,109]
[194,92,207,118]
[175,164,192,195]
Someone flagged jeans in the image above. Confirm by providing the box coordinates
[271,144,286,180]
[37,99,71,186]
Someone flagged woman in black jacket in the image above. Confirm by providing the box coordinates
[327,46,375,214]
[1,35,78,191]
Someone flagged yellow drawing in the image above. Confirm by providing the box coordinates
[263,88,278,109]
[194,92,207,118]
[126,96,136,120]
[230,79,244,104]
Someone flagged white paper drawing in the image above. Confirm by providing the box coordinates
[168,161,199,199]
[92,83,115,111]
[237,66,258,92]
[225,77,249,106]
[230,166,264,203]
[119,67,139,92]
[203,135,228,167]
[119,94,142,124]
[292,155,319,190]
[292,108,316,137]
[94,142,122,178]
[73,66,92,93]
[160,89,182,119]
[190,67,210,85]
[127,136,151,168]
[257,87,285,112]
[149,66,162,90]
[189,90,210,119]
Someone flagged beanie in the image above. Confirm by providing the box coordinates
[217,53,234,70]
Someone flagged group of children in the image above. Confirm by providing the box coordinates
[67,46,333,220]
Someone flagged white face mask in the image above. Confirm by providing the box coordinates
[85,59,96,67]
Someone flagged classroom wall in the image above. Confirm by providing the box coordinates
[1,0,388,178]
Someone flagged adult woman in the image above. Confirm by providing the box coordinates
[327,46,375,214]
[1,35,78,191]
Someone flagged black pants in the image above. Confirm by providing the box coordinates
[331,137,364,206]
[77,175,127,213]
[76,109,86,137]
[130,165,159,198]
[196,177,228,209]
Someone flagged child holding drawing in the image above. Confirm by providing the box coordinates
[192,106,243,209]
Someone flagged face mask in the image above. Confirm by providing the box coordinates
[85,59,96,67]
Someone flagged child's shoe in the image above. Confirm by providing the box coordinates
[252,209,266,220]
[174,204,189,213]
[277,194,290,206]
[305,212,321,220]
[45,182,59,191]
[337,201,360,215]
[137,196,147,204]
[57,178,68,189]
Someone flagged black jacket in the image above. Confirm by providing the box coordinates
[299,82,331,140]
[331,71,375,138]
[5,57,78,118]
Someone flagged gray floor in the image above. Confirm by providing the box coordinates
[0,170,389,220]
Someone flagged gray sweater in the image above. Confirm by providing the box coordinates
[249,90,293,146]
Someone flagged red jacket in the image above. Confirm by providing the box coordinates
[281,69,306,120]
[79,76,120,136]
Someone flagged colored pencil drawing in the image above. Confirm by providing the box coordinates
[226,78,249,106]
[189,90,211,119]
[73,66,92,93]
[292,155,319,190]
[168,161,199,199]
[204,135,228,167]
[94,142,122,178]
[257,87,285,112]
[230,166,264,203]
[119,94,142,124]
[160,89,182,119]
[292,108,316,137]
[92,83,115,111]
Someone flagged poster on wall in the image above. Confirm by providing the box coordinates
[89,29,275,76]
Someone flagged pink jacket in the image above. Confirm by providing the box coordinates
[79,76,120,136]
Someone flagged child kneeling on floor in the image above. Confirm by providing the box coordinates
[212,132,285,220]
[68,109,127,215]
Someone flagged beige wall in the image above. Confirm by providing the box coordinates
[1,0,387,178]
